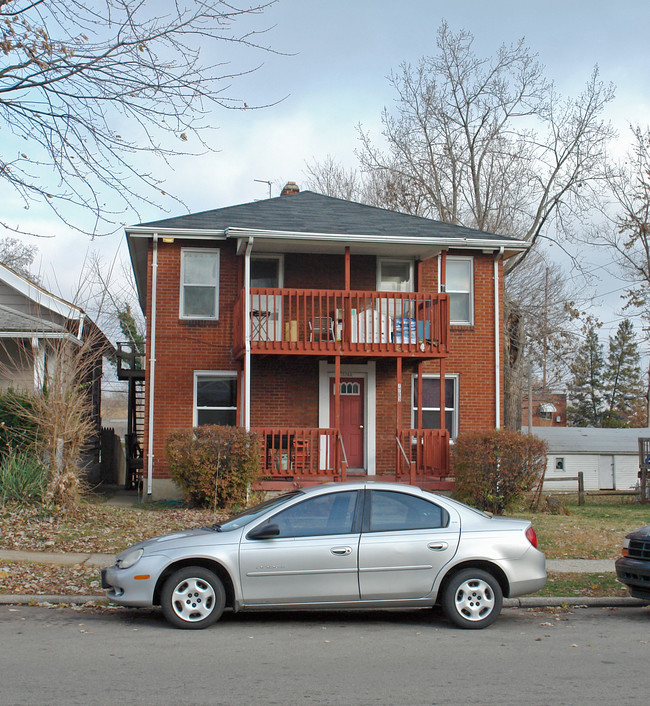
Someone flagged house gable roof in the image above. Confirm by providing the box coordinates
[126,190,530,309]
[134,190,524,243]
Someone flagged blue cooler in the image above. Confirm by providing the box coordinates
[393,317,417,344]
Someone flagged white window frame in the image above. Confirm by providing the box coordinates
[193,371,238,427]
[555,457,565,472]
[445,256,474,325]
[376,258,414,292]
[411,373,459,439]
[180,248,220,320]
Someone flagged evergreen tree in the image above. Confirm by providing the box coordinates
[567,319,605,427]
[602,319,646,427]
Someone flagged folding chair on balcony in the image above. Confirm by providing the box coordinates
[292,438,311,471]
[308,316,335,342]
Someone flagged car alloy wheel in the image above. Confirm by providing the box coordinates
[442,568,503,629]
[161,566,226,629]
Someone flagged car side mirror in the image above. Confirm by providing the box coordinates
[247,523,281,540]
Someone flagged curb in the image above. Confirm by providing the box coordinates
[0,550,115,567]
[1,594,647,608]
[0,595,107,605]
[503,596,648,608]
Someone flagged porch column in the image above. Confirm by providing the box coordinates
[440,357,446,432]
[334,356,341,429]
[396,357,402,433]
[344,246,351,291]
[417,361,423,430]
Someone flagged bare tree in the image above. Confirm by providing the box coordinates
[0,237,39,281]
[504,249,582,427]
[305,22,614,427]
[590,126,650,326]
[1,0,278,237]
[355,22,615,254]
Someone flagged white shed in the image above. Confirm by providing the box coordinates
[522,427,648,492]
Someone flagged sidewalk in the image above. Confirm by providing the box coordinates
[1,550,646,608]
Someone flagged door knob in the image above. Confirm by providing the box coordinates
[360,424,364,429]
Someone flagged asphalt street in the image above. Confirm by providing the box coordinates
[1,603,649,705]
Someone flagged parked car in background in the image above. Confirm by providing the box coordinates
[102,482,546,630]
[615,525,650,601]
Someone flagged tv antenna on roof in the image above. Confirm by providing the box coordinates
[254,179,272,198]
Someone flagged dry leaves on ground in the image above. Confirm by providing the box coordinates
[0,501,226,554]
[0,561,100,596]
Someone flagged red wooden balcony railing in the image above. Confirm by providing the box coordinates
[233,288,449,358]
[253,427,346,480]
[396,429,450,481]
[252,426,451,484]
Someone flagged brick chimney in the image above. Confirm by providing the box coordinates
[281,181,300,196]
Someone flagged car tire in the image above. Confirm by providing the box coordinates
[441,568,503,629]
[161,566,226,630]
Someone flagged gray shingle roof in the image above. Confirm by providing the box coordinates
[0,304,63,334]
[137,191,520,242]
[523,427,649,454]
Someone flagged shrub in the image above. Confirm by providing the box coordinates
[166,426,261,510]
[452,428,547,514]
[0,450,48,505]
[0,390,39,456]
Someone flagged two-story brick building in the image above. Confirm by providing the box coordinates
[126,184,528,499]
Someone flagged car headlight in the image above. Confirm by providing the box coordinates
[117,548,144,569]
[622,537,630,557]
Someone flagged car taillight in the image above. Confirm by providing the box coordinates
[525,526,538,548]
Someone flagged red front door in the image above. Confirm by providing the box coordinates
[331,377,365,471]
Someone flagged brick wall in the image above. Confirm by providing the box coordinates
[143,240,504,480]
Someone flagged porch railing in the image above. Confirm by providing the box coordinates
[252,426,450,482]
[253,427,345,480]
[396,429,450,478]
[234,288,449,358]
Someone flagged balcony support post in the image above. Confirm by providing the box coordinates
[344,246,350,291]
[417,361,423,430]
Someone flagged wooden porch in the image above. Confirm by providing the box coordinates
[234,288,449,359]
[251,427,453,492]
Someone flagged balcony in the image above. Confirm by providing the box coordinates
[234,288,449,358]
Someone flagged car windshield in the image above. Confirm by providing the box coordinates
[212,491,303,532]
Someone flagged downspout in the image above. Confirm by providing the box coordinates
[77,313,85,341]
[244,237,254,431]
[494,247,505,429]
[146,233,159,496]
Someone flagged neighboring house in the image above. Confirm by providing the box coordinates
[521,392,567,428]
[0,262,113,481]
[126,184,529,500]
[525,426,648,492]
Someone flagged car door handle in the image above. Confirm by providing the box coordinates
[331,546,352,556]
[427,542,448,551]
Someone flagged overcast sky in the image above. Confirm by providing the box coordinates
[5,0,650,341]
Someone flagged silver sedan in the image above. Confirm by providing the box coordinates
[101,481,546,629]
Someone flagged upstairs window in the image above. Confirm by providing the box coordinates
[446,257,473,325]
[181,249,219,319]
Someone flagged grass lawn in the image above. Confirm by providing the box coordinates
[1,492,648,598]
[513,495,650,560]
